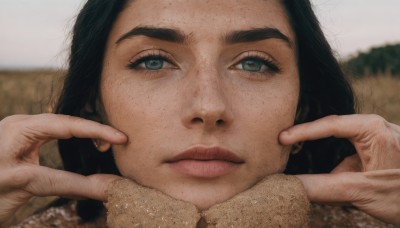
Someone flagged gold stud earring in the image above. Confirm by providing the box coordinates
[92,139,111,152]
[92,139,100,150]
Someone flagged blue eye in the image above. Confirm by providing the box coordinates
[143,58,164,70]
[128,55,174,71]
[235,57,280,74]
[241,59,264,72]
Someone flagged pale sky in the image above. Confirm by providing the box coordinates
[0,0,400,69]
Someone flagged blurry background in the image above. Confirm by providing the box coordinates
[1,0,400,68]
[0,0,400,224]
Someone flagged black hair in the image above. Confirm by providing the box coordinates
[55,0,356,221]
[282,0,356,174]
[55,0,127,220]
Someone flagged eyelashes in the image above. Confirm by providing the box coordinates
[232,56,281,75]
[127,50,177,71]
[127,50,281,78]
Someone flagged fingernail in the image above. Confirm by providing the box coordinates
[113,131,127,141]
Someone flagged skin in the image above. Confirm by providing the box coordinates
[0,0,399,226]
[281,114,400,224]
[101,0,299,209]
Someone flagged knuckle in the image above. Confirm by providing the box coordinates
[395,135,400,152]
[324,115,340,132]
[44,173,57,191]
[64,114,84,125]
[64,114,76,121]
[65,115,102,129]
[28,114,53,129]
[342,174,370,202]
[367,114,387,127]
[325,115,340,122]
[0,115,27,126]
[61,115,81,129]
[343,155,353,163]
[35,113,55,122]
[0,116,30,136]
[7,166,35,188]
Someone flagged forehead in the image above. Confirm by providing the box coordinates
[111,0,294,42]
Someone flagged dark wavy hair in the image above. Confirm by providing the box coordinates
[54,0,356,221]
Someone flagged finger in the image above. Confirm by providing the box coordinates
[279,114,385,145]
[0,114,127,159]
[298,170,400,225]
[296,172,363,203]
[25,114,127,143]
[388,122,400,139]
[1,114,127,146]
[23,165,121,202]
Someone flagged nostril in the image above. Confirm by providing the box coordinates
[189,118,226,126]
[191,117,204,124]
[216,119,224,126]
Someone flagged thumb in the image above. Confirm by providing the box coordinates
[27,166,121,202]
[295,172,361,203]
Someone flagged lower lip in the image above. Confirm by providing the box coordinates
[168,160,241,178]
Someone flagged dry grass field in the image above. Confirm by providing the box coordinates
[0,70,64,225]
[0,70,64,168]
[0,70,400,224]
[352,75,400,124]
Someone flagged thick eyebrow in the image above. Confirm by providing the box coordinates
[225,27,293,47]
[115,26,292,48]
[116,26,187,45]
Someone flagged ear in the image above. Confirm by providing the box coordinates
[92,139,112,152]
[290,142,303,155]
[294,96,310,124]
[83,95,112,153]
[80,93,108,124]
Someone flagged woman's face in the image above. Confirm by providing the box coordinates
[101,0,299,209]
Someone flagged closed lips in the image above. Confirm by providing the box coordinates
[166,147,244,164]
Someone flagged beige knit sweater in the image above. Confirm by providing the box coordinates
[11,202,396,228]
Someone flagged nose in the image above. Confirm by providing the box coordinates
[180,67,234,131]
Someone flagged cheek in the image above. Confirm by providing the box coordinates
[232,77,299,172]
[233,74,299,128]
[100,74,180,176]
[102,75,174,132]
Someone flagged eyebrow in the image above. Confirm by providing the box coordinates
[225,27,292,47]
[116,26,187,44]
[116,26,292,47]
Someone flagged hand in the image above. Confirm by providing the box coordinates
[280,114,400,225]
[281,114,400,171]
[0,114,127,226]
[296,169,400,225]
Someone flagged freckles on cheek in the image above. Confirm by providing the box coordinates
[245,93,297,129]
[101,79,140,126]
[102,79,175,136]
[244,90,297,151]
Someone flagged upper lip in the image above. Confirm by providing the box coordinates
[166,146,244,164]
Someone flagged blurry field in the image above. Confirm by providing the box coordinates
[0,70,64,168]
[1,70,400,224]
[352,75,400,124]
[0,70,64,225]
